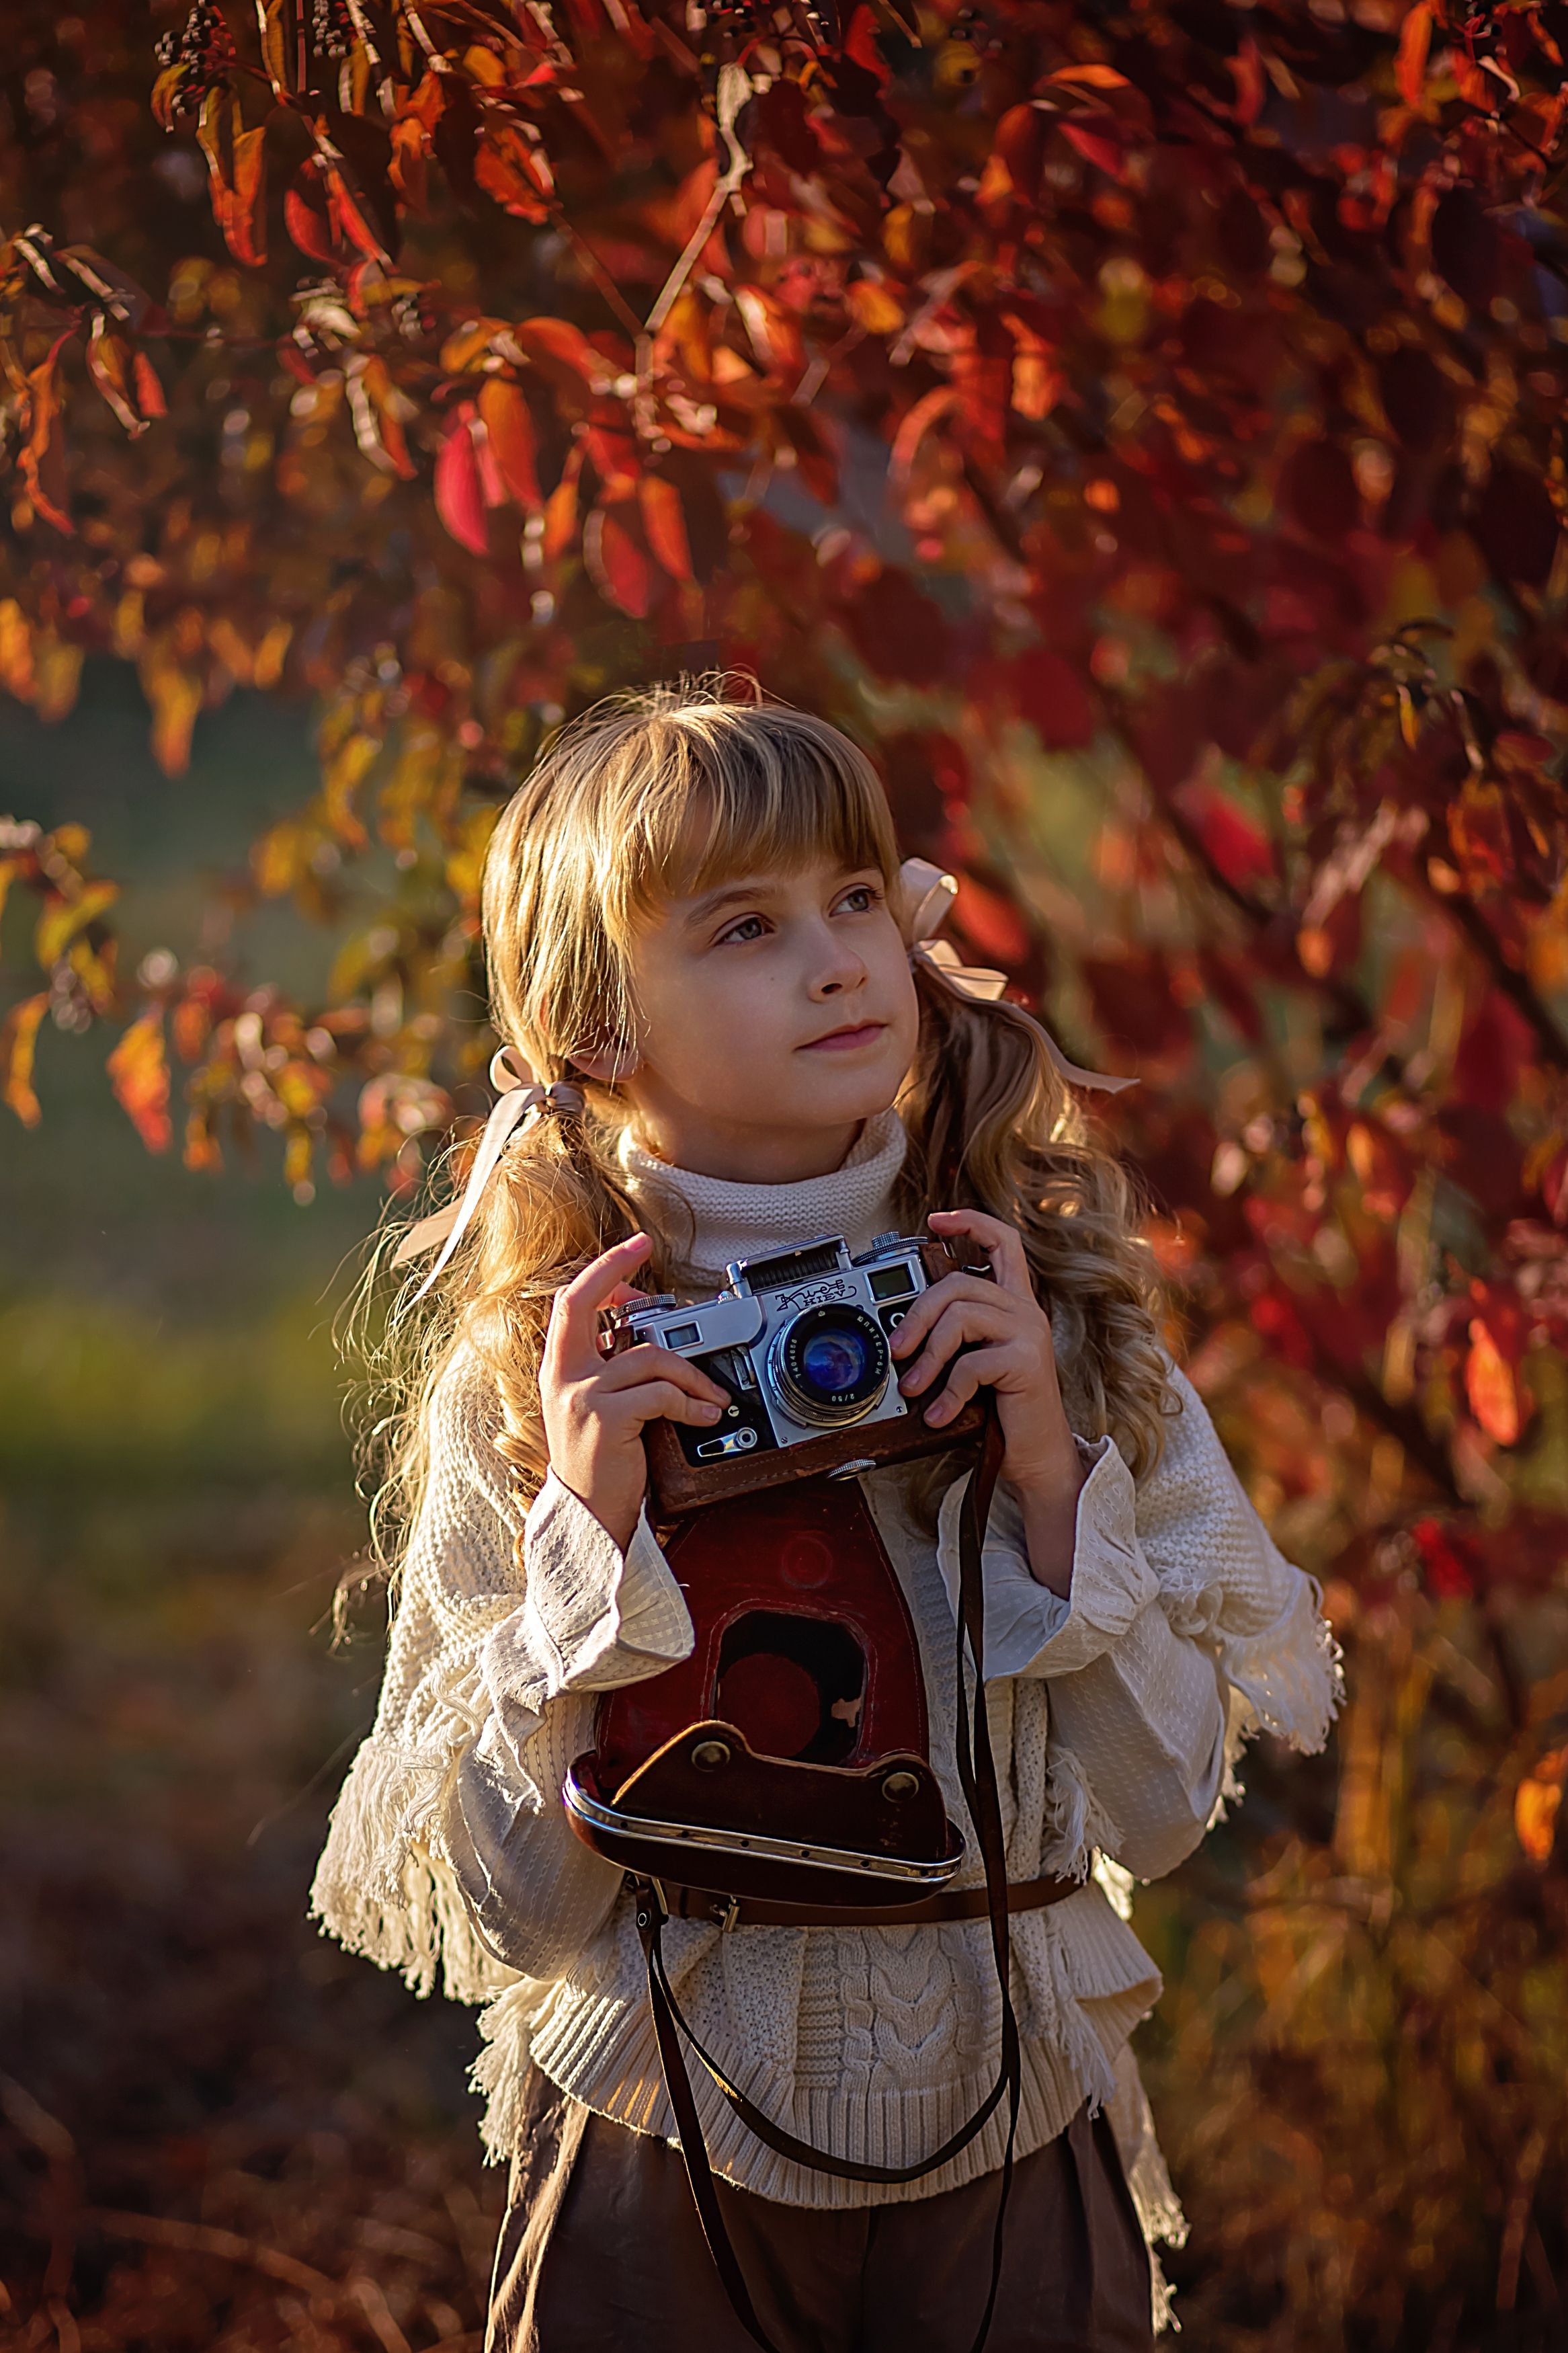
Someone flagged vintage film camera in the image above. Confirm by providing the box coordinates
[561,1232,987,1911]
[602,1230,987,1515]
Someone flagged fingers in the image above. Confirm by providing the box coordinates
[927,1207,1034,1301]
[894,1293,1016,1397]
[889,1271,1005,1362]
[618,1378,727,1429]
[599,1342,729,1410]
[921,1343,1012,1429]
[548,1234,653,1367]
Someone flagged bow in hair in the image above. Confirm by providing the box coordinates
[390,1045,585,1299]
[896,856,1132,1095]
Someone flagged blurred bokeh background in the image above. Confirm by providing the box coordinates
[7,5,1568,2350]
[1,669,507,2350]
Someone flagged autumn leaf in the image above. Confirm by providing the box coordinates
[197,89,267,268]
[583,504,651,619]
[1396,4,1432,110]
[435,407,489,555]
[1,993,49,1126]
[1514,1747,1566,1864]
[1465,1316,1523,1446]
[477,379,541,509]
[108,1012,171,1151]
[638,475,693,581]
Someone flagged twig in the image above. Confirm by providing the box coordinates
[86,2210,339,2301]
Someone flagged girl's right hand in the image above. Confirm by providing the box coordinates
[539,1232,729,1552]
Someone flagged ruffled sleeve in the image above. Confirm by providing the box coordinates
[308,1345,696,1997]
[934,1358,1344,1884]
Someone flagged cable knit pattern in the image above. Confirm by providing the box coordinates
[309,1113,1346,2336]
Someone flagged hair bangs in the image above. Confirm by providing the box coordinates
[619,707,898,919]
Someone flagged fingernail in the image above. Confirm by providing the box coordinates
[924,1400,948,1424]
[698,1404,722,1421]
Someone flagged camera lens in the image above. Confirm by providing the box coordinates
[770,1304,889,1427]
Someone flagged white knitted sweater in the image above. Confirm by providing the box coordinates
[310,1109,1344,2332]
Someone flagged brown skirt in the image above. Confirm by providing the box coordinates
[486,2065,1155,2353]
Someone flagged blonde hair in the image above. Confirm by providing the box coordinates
[348,672,1173,1599]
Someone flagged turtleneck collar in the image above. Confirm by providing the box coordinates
[618,1107,909,1285]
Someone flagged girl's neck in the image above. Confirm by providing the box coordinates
[620,1101,870,1187]
[618,1106,909,1283]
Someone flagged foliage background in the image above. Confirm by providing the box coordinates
[4,2,1568,2348]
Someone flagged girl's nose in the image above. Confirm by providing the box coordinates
[809,928,868,999]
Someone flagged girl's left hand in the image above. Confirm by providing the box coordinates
[890,1207,1083,1509]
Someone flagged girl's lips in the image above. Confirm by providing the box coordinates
[800,1021,886,1052]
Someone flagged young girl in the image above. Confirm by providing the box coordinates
[311,676,1344,2352]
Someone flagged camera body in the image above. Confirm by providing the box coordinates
[605,1230,986,1516]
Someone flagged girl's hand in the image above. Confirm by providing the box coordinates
[540,1233,730,1552]
[889,1207,1085,1595]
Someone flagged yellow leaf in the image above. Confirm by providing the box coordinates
[34,879,119,967]
[1,991,48,1125]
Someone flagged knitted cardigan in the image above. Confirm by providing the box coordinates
[310,1109,1345,2334]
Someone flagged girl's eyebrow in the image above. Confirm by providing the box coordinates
[679,866,874,932]
[678,877,782,931]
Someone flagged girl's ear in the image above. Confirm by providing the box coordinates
[569,1041,643,1084]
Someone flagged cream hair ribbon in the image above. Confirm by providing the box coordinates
[895,856,1132,1095]
[390,1046,585,1298]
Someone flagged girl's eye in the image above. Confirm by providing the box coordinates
[716,913,768,945]
[837,883,881,915]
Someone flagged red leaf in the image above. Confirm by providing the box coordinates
[1012,649,1095,750]
[1411,1517,1475,1599]
[1059,116,1124,180]
[284,165,336,263]
[435,407,489,555]
[477,379,541,509]
[583,505,651,619]
[1173,781,1276,891]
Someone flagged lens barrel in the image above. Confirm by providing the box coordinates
[768,1304,890,1427]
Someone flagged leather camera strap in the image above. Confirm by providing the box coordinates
[632,1399,1020,2353]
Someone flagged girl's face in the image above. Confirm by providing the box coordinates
[603,854,920,1183]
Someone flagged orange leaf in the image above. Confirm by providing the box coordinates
[511,317,611,393]
[1397,3,1432,110]
[638,475,693,582]
[583,506,650,619]
[19,329,75,534]
[108,1012,172,1152]
[477,379,542,509]
[542,448,582,561]
[1466,1318,1521,1445]
[1,992,49,1127]
[1515,1747,1567,1864]
[198,92,267,269]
